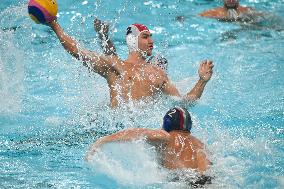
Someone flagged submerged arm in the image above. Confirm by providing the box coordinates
[85,128,169,161]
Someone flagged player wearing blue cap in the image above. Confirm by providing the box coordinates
[86,107,212,186]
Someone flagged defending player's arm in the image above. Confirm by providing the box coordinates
[85,128,169,161]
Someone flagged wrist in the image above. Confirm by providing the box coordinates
[199,76,208,83]
[48,20,58,29]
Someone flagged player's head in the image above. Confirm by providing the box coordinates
[224,0,239,9]
[126,23,153,56]
[162,107,192,133]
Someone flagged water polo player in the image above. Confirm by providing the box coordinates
[86,107,212,186]
[29,0,214,107]
[199,0,256,22]
[93,18,168,72]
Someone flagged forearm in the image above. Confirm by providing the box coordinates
[185,79,207,102]
[85,138,106,161]
[85,129,140,161]
[49,20,81,59]
[85,128,168,161]
[98,34,117,56]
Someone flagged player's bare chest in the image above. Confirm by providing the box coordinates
[122,68,162,85]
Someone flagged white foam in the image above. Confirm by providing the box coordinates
[89,140,165,186]
[0,32,25,115]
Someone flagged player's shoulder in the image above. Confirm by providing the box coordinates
[199,7,225,17]
[238,5,252,12]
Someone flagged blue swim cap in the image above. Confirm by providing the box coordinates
[162,107,192,132]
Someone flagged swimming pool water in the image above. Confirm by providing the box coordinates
[0,0,283,188]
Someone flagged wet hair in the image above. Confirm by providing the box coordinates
[162,107,192,132]
[224,0,240,9]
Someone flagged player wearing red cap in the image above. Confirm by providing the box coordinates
[94,18,168,72]
[48,20,213,107]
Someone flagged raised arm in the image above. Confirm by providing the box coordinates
[162,60,213,103]
[94,18,117,56]
[85,128,169,161]
[185,60,213,102]
[48,20,114,77]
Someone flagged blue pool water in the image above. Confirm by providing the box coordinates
[0,0,283,188]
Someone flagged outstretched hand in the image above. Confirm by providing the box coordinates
[94,18,109,36]
[198,60,214,82]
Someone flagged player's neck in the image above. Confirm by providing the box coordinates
[126,51,147,65]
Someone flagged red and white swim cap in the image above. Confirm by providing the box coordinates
[125,23,150,52]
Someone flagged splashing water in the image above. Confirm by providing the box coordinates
[0,0,283,188]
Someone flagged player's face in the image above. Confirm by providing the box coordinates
[138,31,153,56]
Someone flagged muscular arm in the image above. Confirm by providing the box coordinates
[48,20,114,77]
[85,128,169,161]
[162,60,213,103]
[185,60,214,102]
[196,149,212,174]
[199,7,225,18]
[191,136,212,174]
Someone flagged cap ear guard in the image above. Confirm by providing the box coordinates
[125,23,150,53]
[126,33,138,52]
[163,116,173,132]
[186,112,192,132]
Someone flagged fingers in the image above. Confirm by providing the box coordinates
[201,59,214,69]
[207,70,213,74]
[94,18,101,25]
[207,60,214,68]
[201,59,213,65]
